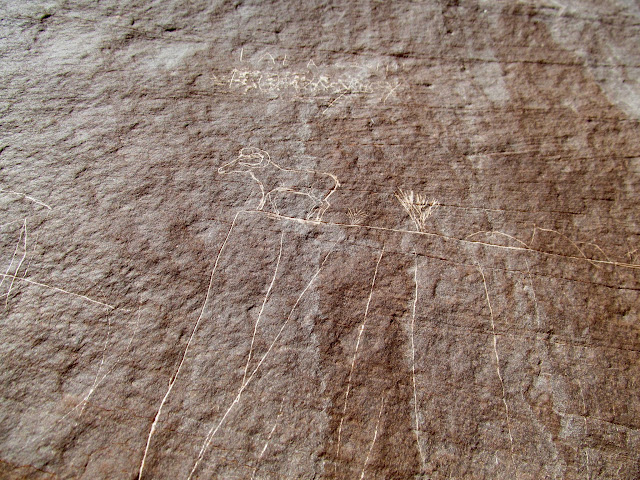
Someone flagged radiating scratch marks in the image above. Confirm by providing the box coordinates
[242,232,285,387]
[359,396,385,480]
[250,399,285,480]
[137,214,239,480]
[478,265,518,478]
[187,247,334,480]
[411,252,425,469]
[335,248,384,473]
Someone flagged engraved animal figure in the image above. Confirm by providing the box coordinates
[218,148,340,221]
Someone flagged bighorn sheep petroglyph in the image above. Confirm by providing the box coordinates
[218,147,340,221]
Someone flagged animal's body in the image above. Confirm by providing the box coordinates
[218,148,340,221]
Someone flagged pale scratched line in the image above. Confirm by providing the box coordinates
[533,226,599,268]
[580,241,612,262]
[62,307,141,422]
[335,248,384,473]
[80,312,111,416]
[478,266,518,479]
[0,273,116,309]
[0,219,25,291]
[26,306,142,452]
[465,230,530,249]
[0,188,52,209]
[359,396,385,480]
[242,231,285,387]
[0,220,22,230]
[137,213,239,480]
[524,259,541,329]
[256,211,640,270]
[187,245,335,480]
[578,380,590,480]
[187,246,335,480]
[23,208,52,279]
[322,92,347,115]
[411,252,425,469]
[250,399,285,480]
[6,219,27,305]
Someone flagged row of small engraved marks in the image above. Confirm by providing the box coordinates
[211,69,398,95]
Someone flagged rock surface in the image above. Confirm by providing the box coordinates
[1,1,639,479]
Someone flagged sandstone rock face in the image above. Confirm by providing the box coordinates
[1,1,639,479]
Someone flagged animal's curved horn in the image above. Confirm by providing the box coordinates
[237,147,268,167]
[218,157,237,174]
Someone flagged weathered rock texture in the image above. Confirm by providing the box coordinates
[1,1,639,479]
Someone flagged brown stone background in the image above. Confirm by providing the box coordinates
[0,1,639,479]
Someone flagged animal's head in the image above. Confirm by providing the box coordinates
[218,148,270,174]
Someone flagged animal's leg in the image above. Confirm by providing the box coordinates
[266,191,280,215]
[305,203,318,221]
[316,199,331,222]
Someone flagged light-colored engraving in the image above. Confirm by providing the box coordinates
[1,219,27,305]
[395,189,439,232]
[258,52,276,65]
[359,395,385,480]
[477,265,518,479]
[347,208,366,225]
[250,398,285,480]
[242,231,285,386]
[530,226,600,268]
[411,252,426,469]
[335,248,384,473]
[577,380,591,480]
[0,273,116,310]
[187,247,335,480]
[466,230,530,249]
[0,187,52,210]
[60,307,141,422]
[258,210,640,271]
[221,52,403,111]
[383,80,402,104]
[138,213,240,480]
[218,148,340,222]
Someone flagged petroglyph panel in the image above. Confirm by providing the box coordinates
[1,1,640,479]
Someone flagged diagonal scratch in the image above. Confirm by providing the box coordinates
[187,244,335,480]
[242,231,285,386]
[137,213,239,480]
[335,248,384,473]
[477,265,518,479]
